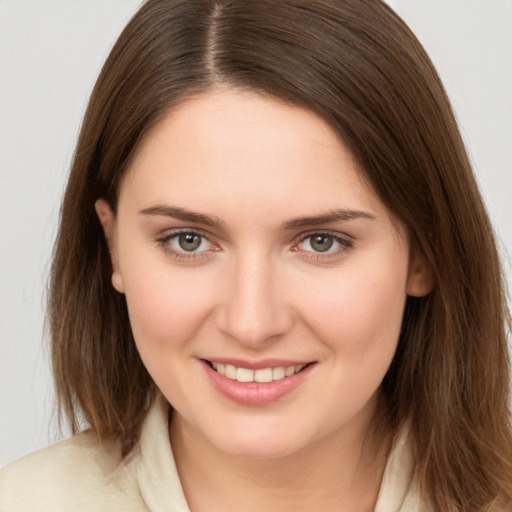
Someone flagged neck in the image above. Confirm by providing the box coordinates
[169,403,392,512]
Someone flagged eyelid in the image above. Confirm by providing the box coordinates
[156,228,219,260]
[293,230,354,258]
[155,227,354,262]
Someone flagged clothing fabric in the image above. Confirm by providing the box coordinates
[0,396,426,511]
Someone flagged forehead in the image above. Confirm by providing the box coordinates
[119,89,390,227]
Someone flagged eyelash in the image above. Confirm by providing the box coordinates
[156,229,217,261]
[155,229,354,262]
[294,231,354,260]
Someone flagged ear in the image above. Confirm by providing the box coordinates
[94,199,125,294]
[406,251,434,297]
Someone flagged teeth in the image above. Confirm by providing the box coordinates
[236,367,254,382]
[211,362,305,382]
[212,362,225,375]
[225,364,237,379]
[272,367,286,380]
[254,368,272,383]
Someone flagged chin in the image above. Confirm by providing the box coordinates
[201,418,316,460]
[216,436,303,460]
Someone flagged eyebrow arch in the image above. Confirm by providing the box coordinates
[139,205,374,230]
[139,205,223,228]
[282,209,375,230]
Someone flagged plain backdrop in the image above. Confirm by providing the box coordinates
[1,0,511,466]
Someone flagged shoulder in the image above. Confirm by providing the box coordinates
[0,432,143,512]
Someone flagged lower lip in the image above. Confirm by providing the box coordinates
[201,360,314,406]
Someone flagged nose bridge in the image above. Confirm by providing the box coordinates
[217,247,291,346]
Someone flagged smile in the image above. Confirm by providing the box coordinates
[210,362,306,383]
[203,359,315,405]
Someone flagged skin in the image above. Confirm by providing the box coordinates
[96,89,432,511]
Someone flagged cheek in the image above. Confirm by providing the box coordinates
[297,259,408,364]
[120,257,216,357]
[294,261,408,425]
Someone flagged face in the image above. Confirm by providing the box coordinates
[96,89,431,459]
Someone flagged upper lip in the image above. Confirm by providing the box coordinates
[201,357,314,370]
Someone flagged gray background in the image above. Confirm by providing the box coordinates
[1,0,511,466]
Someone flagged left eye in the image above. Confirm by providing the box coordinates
[298,234,343,253]
[170,232,212,252]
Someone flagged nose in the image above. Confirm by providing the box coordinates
[215,251,293,348]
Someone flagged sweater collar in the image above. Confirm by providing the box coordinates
[135,395,421,511]
[137,395,190,512]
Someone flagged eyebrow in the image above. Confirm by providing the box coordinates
[139,205,224,228]
[140,204,375,230]
[282,209,375,230]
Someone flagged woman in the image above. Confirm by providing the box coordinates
[1,0,511,510]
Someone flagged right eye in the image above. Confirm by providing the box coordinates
[157,230,216,260]
[171,232,210,252]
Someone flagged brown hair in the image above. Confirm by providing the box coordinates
[50,0,512,509]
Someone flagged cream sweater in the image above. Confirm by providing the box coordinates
[0,398,425,511]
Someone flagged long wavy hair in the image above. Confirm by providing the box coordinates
[49,0,512,509]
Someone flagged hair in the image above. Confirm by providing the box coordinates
[49,0,512,509]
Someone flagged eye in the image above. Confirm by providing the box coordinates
[304,234,336,252]
[169,232,212,253]
[175,232,207,252]
[156,230,215,259]
[296,232,353,256]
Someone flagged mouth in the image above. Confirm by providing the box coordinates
[202,359,315,405]
[205,360,310,383]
